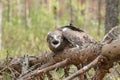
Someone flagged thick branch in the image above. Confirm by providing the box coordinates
[102,39,120,61]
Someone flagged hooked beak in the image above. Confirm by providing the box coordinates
[52,40,60,48]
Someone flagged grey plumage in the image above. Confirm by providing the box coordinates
[47,25,96,54]
[61,26,96,49]
[47,30,70,53]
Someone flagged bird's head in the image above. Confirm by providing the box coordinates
[47,30,64,49]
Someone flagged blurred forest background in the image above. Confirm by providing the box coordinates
[0,0,119,59]
[0,0,119,80]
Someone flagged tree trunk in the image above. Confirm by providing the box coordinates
[7,0,11,22]
[53,1,60,28]
[58,0,65,17]
[24,0,31,28]
[0,1,2,49]
[105,0,119,34]
[97,0,102,36]
[79,0,86,16]
[14,0,21,17]
[69,0,74,25]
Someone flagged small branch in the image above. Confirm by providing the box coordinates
[76,64,86,80]
[64,55,102,80]
[114,68,120,78]
[38,58,70,73]
[17,58,71,80]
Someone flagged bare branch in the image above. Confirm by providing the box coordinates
[17,58,71,80]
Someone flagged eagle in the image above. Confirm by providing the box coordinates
[47,29,70,53]
[47,25,96,55]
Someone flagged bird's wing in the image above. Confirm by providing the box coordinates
[62,30,96,48]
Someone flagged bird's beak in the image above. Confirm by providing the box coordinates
[52,40,60,48]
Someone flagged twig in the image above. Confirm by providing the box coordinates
[17,58,71,80]
[8,67,16,79]
[76,64,86,80]
[37,58,70,74]
[114,68,120,78]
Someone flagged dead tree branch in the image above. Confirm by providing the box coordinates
[17,58,70,80]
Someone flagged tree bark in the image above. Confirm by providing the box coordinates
[24,0,31,28]
[105,0,119,34]
[0,1,2,49]
[7,0,11,22]
[97,0,102,36]
[69,0,74,25]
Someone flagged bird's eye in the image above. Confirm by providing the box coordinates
[50,37,54,40]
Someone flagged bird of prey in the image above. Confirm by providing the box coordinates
[47,25,96,54]
[47,29,70,53]
[61,25,96,49]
